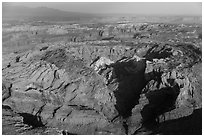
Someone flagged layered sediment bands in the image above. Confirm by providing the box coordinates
[2,40,202,134]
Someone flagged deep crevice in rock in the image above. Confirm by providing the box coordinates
[18,113,44,128]
[108,59,163,119]
[110,59,147,118]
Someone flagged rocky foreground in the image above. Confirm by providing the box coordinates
[2,35,202,134]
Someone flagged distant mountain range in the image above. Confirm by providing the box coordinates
[2,5,202,24]
[2,5,97,22]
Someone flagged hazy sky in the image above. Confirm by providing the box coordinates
[6,2,202,15]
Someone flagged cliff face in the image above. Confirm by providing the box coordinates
[2,38,201,134]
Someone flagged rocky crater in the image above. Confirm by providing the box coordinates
[2,38,201,134]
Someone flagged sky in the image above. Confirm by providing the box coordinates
[4,2,202,15]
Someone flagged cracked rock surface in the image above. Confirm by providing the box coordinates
[2,22,202,135]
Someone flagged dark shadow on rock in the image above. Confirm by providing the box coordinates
[158,108,202,135]
[145,44,172,61]
[111,59,147,118]
[101,36,114,41]
[107,58,164,119]
[18,113,44,128]
[39,46,48,51]
[141,83,180,130]
[61,130,77,135]
[2,105,12,110]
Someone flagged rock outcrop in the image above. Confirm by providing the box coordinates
[3,49,118,134]
[2,39,202,134]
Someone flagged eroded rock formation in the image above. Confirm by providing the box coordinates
[2,40,201,134]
